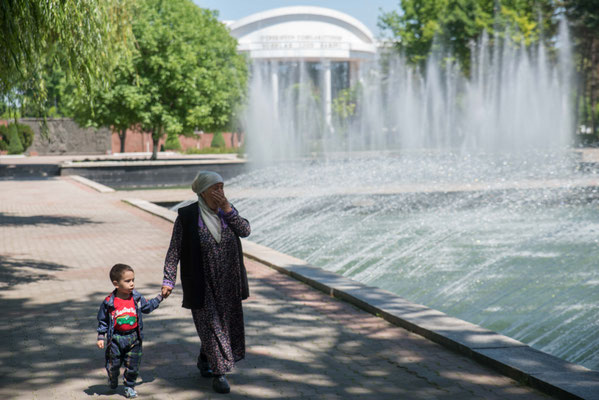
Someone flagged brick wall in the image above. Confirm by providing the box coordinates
[111,130,243,153]
[0,118,243,155]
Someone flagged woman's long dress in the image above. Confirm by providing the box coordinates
[163,207,251,374]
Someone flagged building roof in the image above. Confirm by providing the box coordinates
[229,6,377,61]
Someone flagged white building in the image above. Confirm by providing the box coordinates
[228,6,377,126]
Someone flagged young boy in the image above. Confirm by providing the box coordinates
[96,264,163,398]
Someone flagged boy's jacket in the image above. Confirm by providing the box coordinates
[97,289,162,345]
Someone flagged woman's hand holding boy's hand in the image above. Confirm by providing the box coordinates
[162,286,173,298]
[97,339,104,349]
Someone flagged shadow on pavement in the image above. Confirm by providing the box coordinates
[0,255,68,287]
[0,212,99,227]
[0,272,547,399]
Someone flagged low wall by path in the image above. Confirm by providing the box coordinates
[117,195,599,400]
[0,161,60,178]
[0,154,248,185]
[18,118,111,155]
[60,158,248,188]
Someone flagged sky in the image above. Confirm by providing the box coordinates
[192,1,401,37]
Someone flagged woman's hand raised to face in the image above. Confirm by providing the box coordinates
[211,189,232,213]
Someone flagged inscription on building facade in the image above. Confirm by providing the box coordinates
[259,34,344,50]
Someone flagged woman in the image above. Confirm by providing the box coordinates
[161,171,250,394]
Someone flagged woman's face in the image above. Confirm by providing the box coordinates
[203,182,223,197]
[201,182,224,208]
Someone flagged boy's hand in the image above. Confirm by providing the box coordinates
[161,286,173,298]
[97,340,104,349]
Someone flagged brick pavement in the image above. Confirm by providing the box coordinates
[0,177,550,399]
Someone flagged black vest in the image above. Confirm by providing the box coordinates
[178,202,249,309]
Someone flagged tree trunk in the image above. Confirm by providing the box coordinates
[574,55,584,138]
[592,38,598,139]
[119,128,127,153]
[151,133,159,160]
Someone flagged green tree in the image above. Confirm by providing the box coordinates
[379,0,558,75]
[17,57,69,118]
[66,58,146,153]
[332,84,360,146]
[1,0,134,112]
[564,0,599,140]
[131,0,248,159]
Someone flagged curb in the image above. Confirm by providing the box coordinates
[61,158,245,168]
[124,197,599,400]
[67,175,115,193]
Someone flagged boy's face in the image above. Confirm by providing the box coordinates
[113,270,135,296]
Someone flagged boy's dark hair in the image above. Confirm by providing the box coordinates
[110,263,134,282]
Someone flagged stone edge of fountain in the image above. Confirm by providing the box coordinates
[125,196,599,400]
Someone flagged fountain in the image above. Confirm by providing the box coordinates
[229,22,599,370]
[244,23,574,160]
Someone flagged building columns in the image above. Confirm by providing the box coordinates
[323,60,332,129]
[270,60,279,118]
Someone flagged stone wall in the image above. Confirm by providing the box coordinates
[18,118,111,155]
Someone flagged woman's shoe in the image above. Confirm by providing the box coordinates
[212,375,230,394]
[197,356,213,377]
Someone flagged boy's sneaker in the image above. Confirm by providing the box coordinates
[124,387,137,398]
[108,377,118,390]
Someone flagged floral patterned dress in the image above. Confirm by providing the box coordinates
[163,206,251,374]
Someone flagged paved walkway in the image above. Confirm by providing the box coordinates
[0,177,550,399]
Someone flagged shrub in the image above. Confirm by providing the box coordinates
[17,123,34,150]
[6,123,24,154]
[0,125,8,151]
[184,147,236,155]
[236,143,246,158]
[211,131,226,148]
[164,134,182,151]
[0,123,34,153]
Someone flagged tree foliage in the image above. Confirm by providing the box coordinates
[378,0,558,75]
[564,0,599,139]
[14,56,69,118]
[131,0,247,159]
[0,0,134,111]
[65,0,248,159]
[65,57,145,153]
[332,84,360,144]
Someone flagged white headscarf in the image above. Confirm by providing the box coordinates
[191,171,224,243]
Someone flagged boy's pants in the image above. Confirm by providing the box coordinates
[106,331,142,388]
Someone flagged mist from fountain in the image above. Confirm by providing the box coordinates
[244,23,574,160]
[229,22,599,370]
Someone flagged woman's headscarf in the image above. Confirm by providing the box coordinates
[191,171,223,195]
[191,171,224,243]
